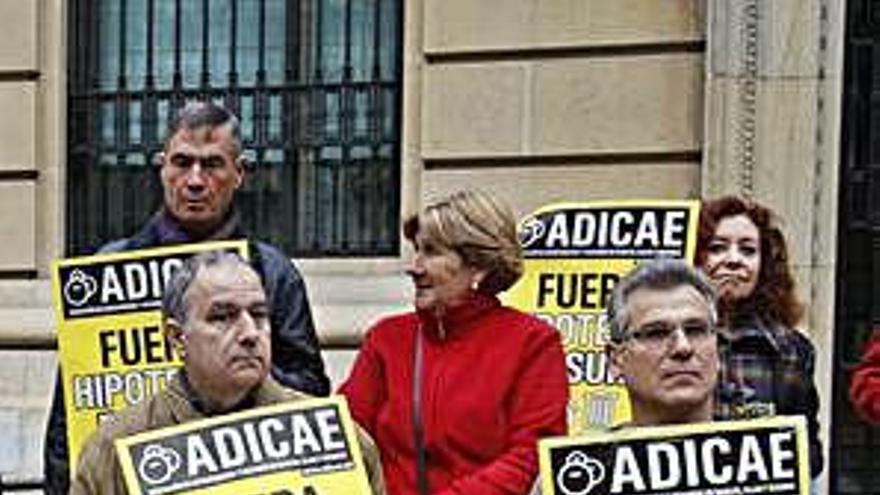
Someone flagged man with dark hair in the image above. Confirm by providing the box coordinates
[71,252,384,495]
[46,102,330,494]
[607,258,720,426]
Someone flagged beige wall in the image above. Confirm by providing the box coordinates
[0,0,846,488]
[703,1,844,490]
[0,0,709,480]
[0,0,64,480]
[417,0,705,208]
[0,0,38,272]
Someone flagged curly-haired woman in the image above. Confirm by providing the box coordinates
[697,195,823,479]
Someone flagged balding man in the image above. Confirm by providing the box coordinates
[71,252,385,495]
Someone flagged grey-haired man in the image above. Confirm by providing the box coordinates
[607,258,719,426]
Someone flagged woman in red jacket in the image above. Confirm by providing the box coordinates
[340,190,568,495]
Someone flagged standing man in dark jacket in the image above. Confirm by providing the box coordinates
[44,102,330,494]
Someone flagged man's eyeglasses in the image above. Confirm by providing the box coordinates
[625,320,715,346]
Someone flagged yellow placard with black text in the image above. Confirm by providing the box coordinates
[539,416,810,495]
[51,241,250,470]
[115,396,373,495]
[503,200,700,434]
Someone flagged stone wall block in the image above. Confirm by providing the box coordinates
[422,163,700,220]
[0,1,37,70]
[0,351,55,478]
[0,182,36,270]
[425,0,702,53]
[701,77,741,197]
[0,83,36,170]
[751,80,820,267]
[531,54,703,155]
[708,0,819,79]
[422,63,526,158]
[707,0,748,77]
[757,0,820,78]
[704,76,820,270]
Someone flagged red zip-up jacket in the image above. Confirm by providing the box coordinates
[850,328,880,424]
[340,294,568,494]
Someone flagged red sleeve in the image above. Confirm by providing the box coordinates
[439,325,569,495]
[850,330,880,424]
[338,327,386,435]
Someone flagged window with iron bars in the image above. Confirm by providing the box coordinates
[67,0,402,257]
[831,0,880,492]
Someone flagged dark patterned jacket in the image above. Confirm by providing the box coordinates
[715,313,824,477]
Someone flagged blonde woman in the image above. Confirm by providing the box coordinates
[341,190,568,495]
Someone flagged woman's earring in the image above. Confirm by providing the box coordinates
[470,279,480,292]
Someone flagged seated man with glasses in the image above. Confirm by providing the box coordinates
[607,258,719,426]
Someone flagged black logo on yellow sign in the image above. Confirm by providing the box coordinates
[59,256,184,318]
[547,425,803,495]
[127,405,353,495]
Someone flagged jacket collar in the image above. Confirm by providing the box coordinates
[416,292,500,340]
[164,372,300,423]
[128,208,244,248]
[717,312,782,354]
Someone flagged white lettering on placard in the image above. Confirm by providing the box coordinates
[737,435,770,483]
[187,435,219,476]
[177,408,347,480]
[769,431,795,479]
[99,259,183,305]
[258,418,290,459]
[605,432,798,493]
[702,437,733,484]
[542,210,687,249]
[610,447,646,492]
[73,368,177,410]
[647,442,680,489]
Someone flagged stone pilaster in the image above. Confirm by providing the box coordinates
[703,1,846,490]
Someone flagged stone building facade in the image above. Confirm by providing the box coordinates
[0,1,856,492]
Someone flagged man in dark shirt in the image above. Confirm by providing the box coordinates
[45,102,330,494]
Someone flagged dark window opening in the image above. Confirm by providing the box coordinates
[67,0,402,256]
[831,0,880,492]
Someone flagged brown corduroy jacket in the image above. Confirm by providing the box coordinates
[70,375,386,495]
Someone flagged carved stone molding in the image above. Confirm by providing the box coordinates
[703,0,841,281]
[703,3,845,491]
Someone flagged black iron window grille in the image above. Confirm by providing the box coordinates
[832,0,880,492]
[67,0,402,256]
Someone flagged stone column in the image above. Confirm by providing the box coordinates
[703,1,846,490]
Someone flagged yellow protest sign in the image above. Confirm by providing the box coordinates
[52,241,250,469]
[503,200,700,434]
[538,416,811,495]
[115,396,373,495]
